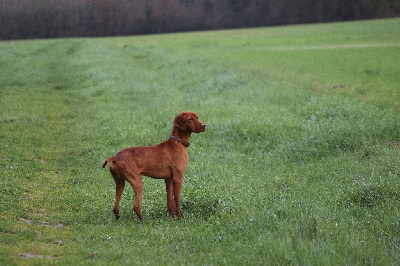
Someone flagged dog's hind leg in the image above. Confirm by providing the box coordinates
[113,177,125,219]
[125,173,144,220]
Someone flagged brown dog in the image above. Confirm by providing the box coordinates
[102,111,206,220]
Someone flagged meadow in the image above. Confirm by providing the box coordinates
[0,18,399,265]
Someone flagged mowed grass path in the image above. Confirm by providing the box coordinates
[0,19,400,264]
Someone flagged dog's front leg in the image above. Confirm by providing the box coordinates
[173,178,183,219]
[165,178,174,216]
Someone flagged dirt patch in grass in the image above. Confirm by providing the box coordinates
[21,218,65,228]
[19,252,56,259]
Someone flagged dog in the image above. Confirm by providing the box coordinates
[102,111,206,220]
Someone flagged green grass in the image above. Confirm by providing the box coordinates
[1,18,400,264]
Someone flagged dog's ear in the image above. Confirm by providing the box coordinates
[174,113,188,131]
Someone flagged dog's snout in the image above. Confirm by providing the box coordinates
[199,122,206,132]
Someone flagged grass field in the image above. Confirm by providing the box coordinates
[1,18,400,265]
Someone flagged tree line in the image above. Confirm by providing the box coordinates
[1,0,399,40]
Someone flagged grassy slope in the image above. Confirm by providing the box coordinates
[0,19,399,264]
[110,18,400,111]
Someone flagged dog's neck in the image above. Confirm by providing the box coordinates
[169,135,190,147]
[169,126,191,147]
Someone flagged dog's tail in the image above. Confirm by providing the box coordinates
[102,156,116,168]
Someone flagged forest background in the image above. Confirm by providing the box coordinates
[1,0,399,40]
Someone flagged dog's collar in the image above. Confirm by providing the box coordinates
[169,135,190,147]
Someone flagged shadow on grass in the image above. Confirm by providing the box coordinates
[180,197,219,221]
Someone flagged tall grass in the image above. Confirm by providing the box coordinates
[1,19,400,264]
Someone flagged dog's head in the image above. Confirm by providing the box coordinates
[174,112,206,133]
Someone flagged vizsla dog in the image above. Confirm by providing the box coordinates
[102,111,206,220]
